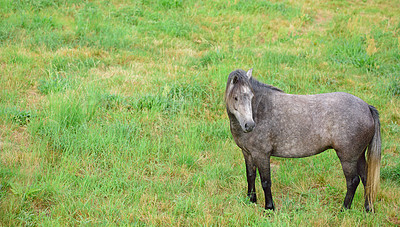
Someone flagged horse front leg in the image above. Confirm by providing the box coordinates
[254,154,274,210]
[243,150,257,203]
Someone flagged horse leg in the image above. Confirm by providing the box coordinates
[339,158,360,210]
[243,150,257,203]
[357,153,367,187]
[254,154,274,210]
[357,151,371,212]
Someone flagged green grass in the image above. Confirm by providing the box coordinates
[1,0,400,225]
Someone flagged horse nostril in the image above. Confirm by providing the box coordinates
[245,122,255,132]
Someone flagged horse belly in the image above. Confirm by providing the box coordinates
[268,119,333,158]
[272,144,331,158]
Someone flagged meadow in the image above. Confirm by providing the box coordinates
[0,0,399,225]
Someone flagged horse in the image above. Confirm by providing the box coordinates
[225,69,381,212]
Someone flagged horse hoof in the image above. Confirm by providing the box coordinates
[365,206,374,213]
[265,205,275,211]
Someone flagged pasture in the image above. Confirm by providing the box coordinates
[0,0,399,225]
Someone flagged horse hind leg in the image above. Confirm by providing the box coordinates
[357,151,367,186]
[337,155,360,210]
[357,150,372,212]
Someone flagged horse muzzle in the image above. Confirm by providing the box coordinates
[243,120,256,133]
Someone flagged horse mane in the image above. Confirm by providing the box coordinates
[225,69,284,104]
[249,76,284,93]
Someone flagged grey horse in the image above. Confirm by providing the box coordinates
[225,69,381,212]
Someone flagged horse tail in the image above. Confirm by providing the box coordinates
[366,105,381,212]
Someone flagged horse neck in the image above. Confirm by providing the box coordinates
[250,81,276,99]
[250,82,282,121]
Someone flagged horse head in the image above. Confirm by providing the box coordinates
[225,69,255,133]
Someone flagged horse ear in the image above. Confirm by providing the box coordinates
[232,75,238,84]
[246,68,253,79]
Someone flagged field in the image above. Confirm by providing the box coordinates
[1,0,400,225]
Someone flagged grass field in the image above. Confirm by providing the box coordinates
[1,0,400,225]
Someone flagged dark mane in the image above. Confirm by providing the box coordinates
[249,76,284,93]
[225,69,249,103]
[227,69,284,94]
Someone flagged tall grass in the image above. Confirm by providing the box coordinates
[1,0,400,226]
